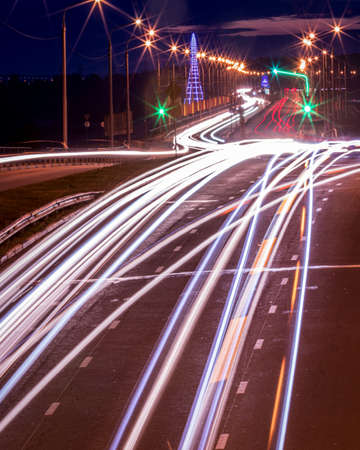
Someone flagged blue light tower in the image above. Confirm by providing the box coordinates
[184,33,204,104]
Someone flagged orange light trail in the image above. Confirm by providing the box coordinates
[267,357,286,450]
[300,206,306,240]
[290,261,301,321]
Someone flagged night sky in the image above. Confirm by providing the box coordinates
[2,0,360,75]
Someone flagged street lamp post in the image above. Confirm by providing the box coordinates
[331,53,335,122]
[108,38,114,147]
[125,45,131,147]
[157,57,161,90]
[62,14,68,149]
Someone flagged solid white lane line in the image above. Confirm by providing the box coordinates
[215,433,229,449]
[109,320,120,330]
[280,278,288,285]
[254,339,264,350]
[237,381,248,394]
[269,305,277,314]
[79,356,93,368]
[44,402,60,416]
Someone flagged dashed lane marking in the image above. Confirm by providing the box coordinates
[254,339,264,350]
[155,266,164,273]
[328,189,334,192]
[190,229,198,234]
[173,246,182,252]
[216,433,229,449]
[322,197,328,202]
[336,182,342,186]
[79,356,93,368]
[291,255,298,261]
[281,278,288,285]
[44,402,60,416]
[237,381,248,394]
[269,305,277,314]
[316,207,322,212]
[108,320,120,330]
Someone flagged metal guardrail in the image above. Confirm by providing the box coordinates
[0,155,123,170]
[0,191,102,246]
[0,147,32,154]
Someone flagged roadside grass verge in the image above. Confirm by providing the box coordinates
[0,159,171,257]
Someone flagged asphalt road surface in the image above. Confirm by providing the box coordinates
[1,97,360,450]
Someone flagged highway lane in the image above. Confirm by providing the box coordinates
[212,160,360,450]
[1,97,360,449]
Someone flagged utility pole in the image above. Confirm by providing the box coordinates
[62,14,68,149]
[108,39,114,147]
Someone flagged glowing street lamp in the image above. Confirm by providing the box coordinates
[149,29,155,37]
[135,18,142,26]
[333,25,341,34]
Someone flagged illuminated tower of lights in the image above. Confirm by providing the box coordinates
[184,33,204,104]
